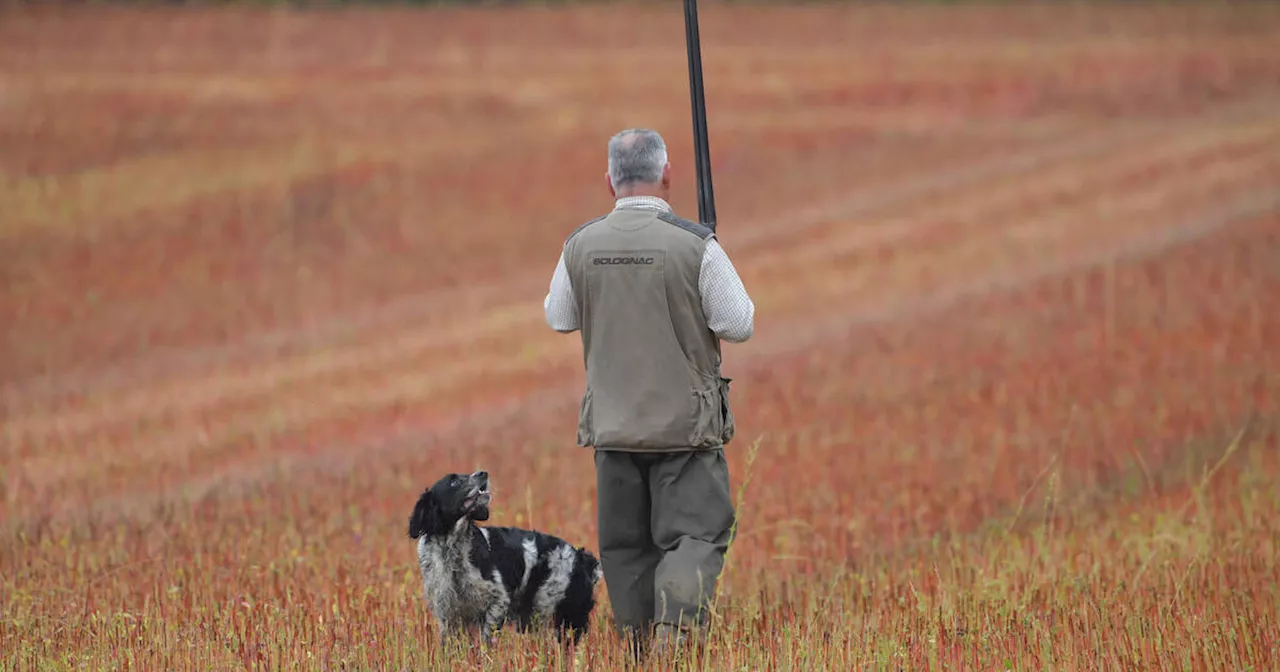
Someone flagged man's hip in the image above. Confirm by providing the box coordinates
[576,375,737,451]
[593,448,735,550]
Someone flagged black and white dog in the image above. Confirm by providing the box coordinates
[407,470,602,646]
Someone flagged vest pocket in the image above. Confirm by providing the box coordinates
[690,388,719,448]
[719,376,736,445]
[691,377,734,449]
[576,387,595,447]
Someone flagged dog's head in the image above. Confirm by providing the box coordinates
[407,470,492,539]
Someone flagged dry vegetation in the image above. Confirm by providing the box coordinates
[2,2,1279,669]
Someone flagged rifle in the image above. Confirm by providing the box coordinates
[683,0,716,233]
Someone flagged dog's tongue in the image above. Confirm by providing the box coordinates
[462,486,489,510]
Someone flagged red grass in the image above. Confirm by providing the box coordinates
[2,2,1279,669]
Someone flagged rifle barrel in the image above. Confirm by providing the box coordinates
[683,0,716,232]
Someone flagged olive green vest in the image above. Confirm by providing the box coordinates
[563,207,736,452]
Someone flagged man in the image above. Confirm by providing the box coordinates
[542,128,755,660]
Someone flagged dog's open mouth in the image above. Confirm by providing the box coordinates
[463,484,491,510]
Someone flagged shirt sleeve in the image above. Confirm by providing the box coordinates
[699,237,755,343]
[544,250,580,333]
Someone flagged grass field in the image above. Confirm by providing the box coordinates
[2,2,1280,669]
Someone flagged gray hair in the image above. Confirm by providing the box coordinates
[607,128,668,190]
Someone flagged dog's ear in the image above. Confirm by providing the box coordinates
[408,489,443,539]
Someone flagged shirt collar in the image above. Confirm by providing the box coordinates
[613,196,673,213]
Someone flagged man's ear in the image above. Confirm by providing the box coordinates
[606,172,616,198]
[661,162,671,189]
[408,490,442,539]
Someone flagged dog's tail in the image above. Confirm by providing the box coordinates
[577,547,603,586]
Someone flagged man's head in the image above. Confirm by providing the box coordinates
[607,128,671,200]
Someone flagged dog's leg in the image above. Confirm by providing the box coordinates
[553,620,588,650]
[480,595,510,647]
[437,619,454,649]
[437,618,470,654]
[480,608,505,646]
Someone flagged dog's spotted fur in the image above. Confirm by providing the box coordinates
[408,470,602,646]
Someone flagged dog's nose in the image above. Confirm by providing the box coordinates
[473,470,488,481]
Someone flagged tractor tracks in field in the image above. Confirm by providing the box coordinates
[5,93,1278,419]
[8,191,1277,530]
[4,95,1276,416]
[3,94,1279,515]
[5,103,1278,433]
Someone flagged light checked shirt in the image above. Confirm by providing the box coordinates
[544,196,755,343]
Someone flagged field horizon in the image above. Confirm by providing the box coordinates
[2,2,1278,669]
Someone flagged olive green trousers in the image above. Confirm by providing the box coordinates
[593,448,735,646]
